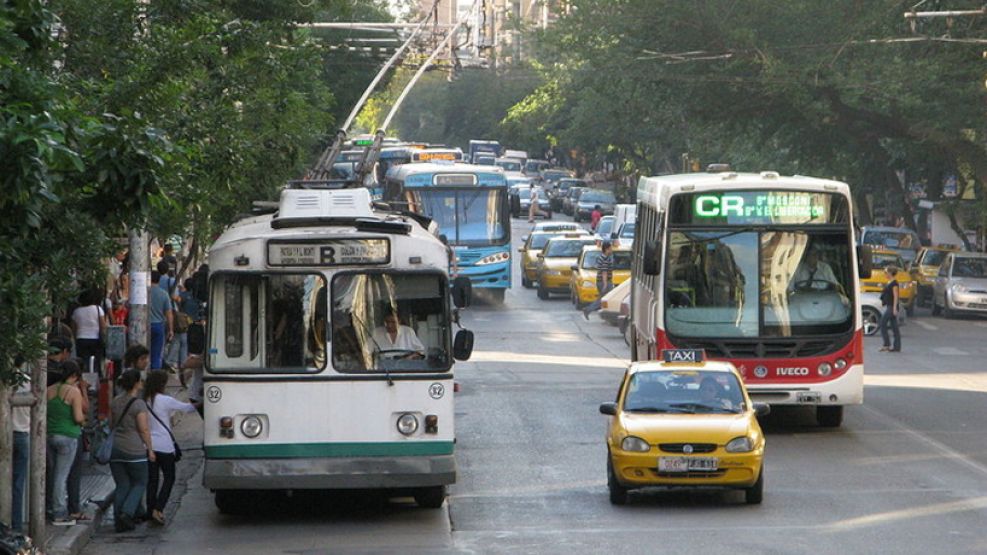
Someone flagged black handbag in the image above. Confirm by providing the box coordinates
[149,402,183,462]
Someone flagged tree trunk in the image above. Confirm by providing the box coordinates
[129,228,150,347]
[29,356,46,541]
[0,384,11,527]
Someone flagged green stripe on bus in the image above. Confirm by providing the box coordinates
[205,441,454,459]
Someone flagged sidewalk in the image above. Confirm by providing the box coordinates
[45,374,196,555]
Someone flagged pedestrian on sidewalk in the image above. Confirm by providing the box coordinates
[123,344,151,385]
[71,288,107,375]
[46,359,86,526]
[148,271,174,370]
[879,265,902,353]
[143,370,198,525]
[66,360,92,523]
[109,369,155,533]
[583,241,615,320]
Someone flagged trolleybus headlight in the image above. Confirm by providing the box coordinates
[725,436,754,453]
[817,362,833,377]
[240,416,263,438]
[621,436,650,452]
[397,413,419,436]
[834,358,847,371]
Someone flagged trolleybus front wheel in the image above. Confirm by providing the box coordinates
[413,486,446,509]
[214,490,252,515]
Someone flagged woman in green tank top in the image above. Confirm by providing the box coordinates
[46,359,85,525]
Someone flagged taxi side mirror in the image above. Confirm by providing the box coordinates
[570,265,578,271]
[537,253,544,259]
[753,402,771,417]
[599,402,617,416]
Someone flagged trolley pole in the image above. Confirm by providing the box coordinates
[128,228,149,347]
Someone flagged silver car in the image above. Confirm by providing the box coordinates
[574,189,616,222]
[932,252,987,317]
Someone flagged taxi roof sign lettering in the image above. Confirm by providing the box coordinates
[662,349,705,363]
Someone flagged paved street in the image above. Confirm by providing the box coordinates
[84,216,987,555]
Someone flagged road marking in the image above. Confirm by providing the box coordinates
[824,496,987,532]
[913,320,938,331]
[975,322,987,328]
[933,346,969,356]
[470,350,627,368]
[865,373,987,393]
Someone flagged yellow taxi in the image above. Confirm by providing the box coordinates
[599,349,769,505]
[569,246,632,308]
[912,245,960,306]
[518,230,588,288]
[536,235,598,300]
[861,248,917,315]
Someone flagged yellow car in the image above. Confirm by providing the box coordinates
[519,230,588,289]
[599,350,769,505]
[861,249,917,315]
[912,245,960,306]
[536,236,598,300]
[569,246,632,309]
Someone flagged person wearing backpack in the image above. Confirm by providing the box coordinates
[143,370,198,525]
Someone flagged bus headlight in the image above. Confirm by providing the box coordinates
[621,436,650,452]
[240,416,263,438]
[834,358,847,370]
[818,362,832,376]
[725,436,754,453]
[476,252,510,265]
[397,413,419,436]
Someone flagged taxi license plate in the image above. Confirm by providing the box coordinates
[658,457,718,472]
[797,392,821,404]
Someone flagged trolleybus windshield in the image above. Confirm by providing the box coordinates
[330,273,451,373]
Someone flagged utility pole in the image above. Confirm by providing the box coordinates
[128,229,149,347]
[28,352,46,541]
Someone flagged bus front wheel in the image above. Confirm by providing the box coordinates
[816,406,843,428]
[214,490,251,515]
[414,486,446,509]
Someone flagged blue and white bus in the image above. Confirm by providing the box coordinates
[386,162,512,303]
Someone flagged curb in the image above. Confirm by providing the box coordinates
[46,483,114,555]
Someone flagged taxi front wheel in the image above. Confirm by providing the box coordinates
[607,457,628,505]
[745,467,764,505]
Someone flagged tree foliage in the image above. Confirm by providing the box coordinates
[505,0,987,227]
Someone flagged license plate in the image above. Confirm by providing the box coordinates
[797,392,821,404]
[658,457,718,472]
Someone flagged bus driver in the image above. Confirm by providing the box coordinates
[372,310,425,360]
[790,248,838,292]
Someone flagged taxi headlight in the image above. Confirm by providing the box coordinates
[476,252,510,265]
[621,436,650,452]
[240,415,263,438]
[818,362,832,377]
[581,280,595,288]
[397,413,419,436]
[725,436,754,453]
[544,270,562,276]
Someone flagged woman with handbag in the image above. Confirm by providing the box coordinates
[143,370,198,525]
[109,369,155,533]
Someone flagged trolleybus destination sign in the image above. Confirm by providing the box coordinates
[267,239,390,266]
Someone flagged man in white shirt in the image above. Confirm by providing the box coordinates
[790,249,838,291]
[11,360,30,532]
[372,311,425,359]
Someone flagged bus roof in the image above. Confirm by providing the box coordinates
[386,162,507,185]
[637,171,851,211]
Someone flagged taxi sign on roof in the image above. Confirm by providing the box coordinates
[662,349,705,363]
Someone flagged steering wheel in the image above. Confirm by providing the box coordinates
[376,349,424,360]
[792,279,836,293]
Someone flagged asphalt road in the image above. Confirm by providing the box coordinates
[85,213,987,555]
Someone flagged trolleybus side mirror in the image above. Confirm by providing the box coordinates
[857,245,873,279]
[599,402,617,416]
[451,277,472,309]
[753,402,771,417]
[643,240,662,276]
[453,329,474,361]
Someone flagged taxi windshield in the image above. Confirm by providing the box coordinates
[623,370,745,414]
[529,233,555,250]
[872,253,904,268]
[545,240,594,257]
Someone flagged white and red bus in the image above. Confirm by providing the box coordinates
[629,171,872,427]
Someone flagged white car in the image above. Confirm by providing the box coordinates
[600,279,631,326]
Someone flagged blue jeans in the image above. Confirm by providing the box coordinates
[165,331,188,368]
[46,434,78,519]
[110,457,149,520]
[150,321,166,369]
[12,431,29,531]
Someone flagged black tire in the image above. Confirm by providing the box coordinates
[521,275,530,288]
[944,297,956,319]
[932,299,942,316]
[413,486,446,509]
[215,490,250,515]
[905,302,915,317]
[816,405,843,428]
[607,457,628,505]
[537,284,550,300]
[745,467,764,505]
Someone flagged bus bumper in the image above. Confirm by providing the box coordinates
[203,454,456,490]
[746,364,863,406]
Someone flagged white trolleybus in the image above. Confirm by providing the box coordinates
[630,171,872,427]
[203,185,474,513]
